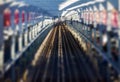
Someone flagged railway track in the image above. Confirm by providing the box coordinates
[62,25,101,82]
[32,27,58,82]
[31,23,101,82]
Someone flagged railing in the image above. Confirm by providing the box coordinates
[66,21,120,75]
[1,23,53,78]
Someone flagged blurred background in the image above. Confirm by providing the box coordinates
[0,0,120,82]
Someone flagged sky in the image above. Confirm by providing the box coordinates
[21,0,81,16]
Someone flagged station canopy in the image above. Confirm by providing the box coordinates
[17,0,100,17]
[1,0,105,18]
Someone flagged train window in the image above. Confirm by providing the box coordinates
[4,8,11,27]
[22,11,25,23]
[14,9,19,25]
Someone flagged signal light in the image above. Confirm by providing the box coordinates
[22,11,25,23]
[14,9,19,25]
[4,8,11,27]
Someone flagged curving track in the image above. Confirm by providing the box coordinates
[32,23,101,82]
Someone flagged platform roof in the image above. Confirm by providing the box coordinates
[18,0,96,17]
[1,0,106,17]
